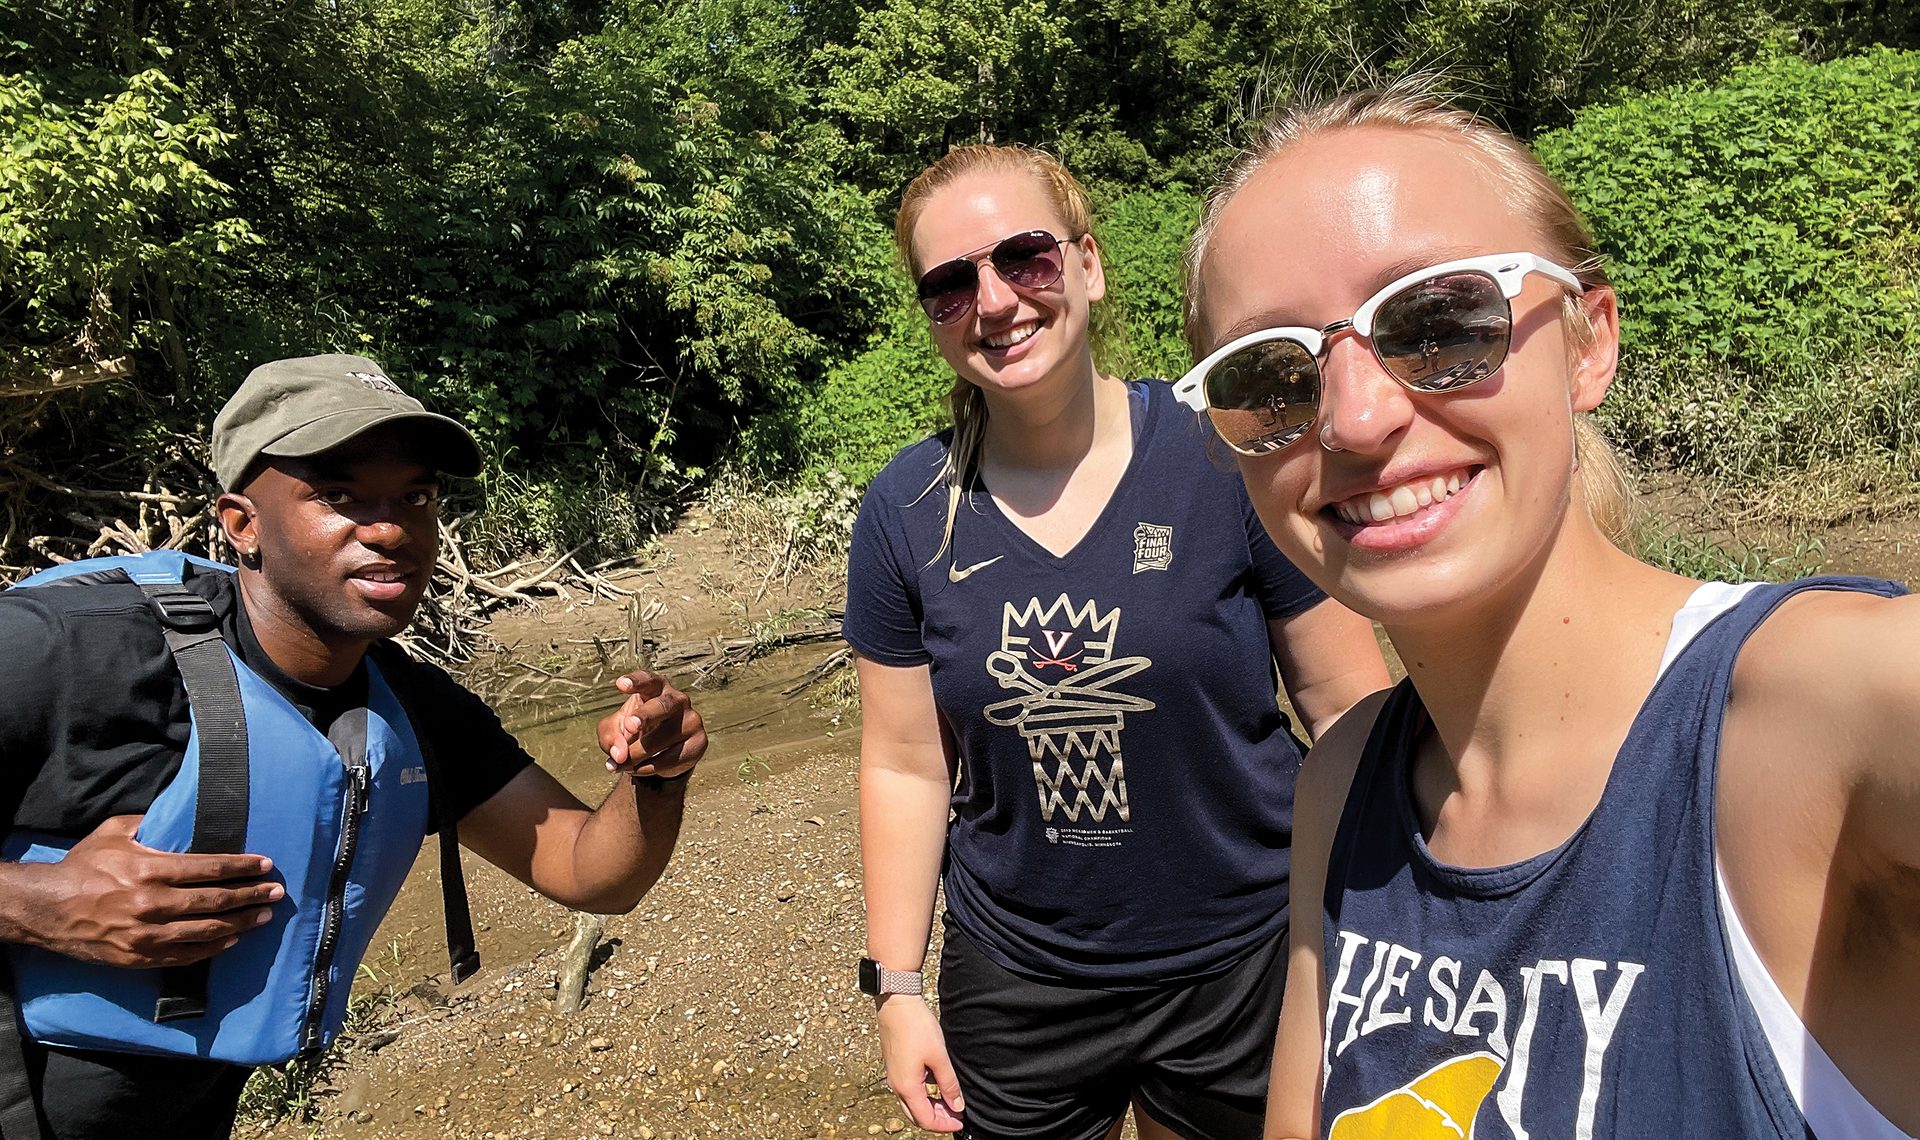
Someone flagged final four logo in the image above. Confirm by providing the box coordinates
[1132,522,1173,573]
[983,594,1155,827]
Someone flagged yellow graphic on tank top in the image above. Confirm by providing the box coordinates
[983,594,1153,826]
[1328,1053,1503,1140]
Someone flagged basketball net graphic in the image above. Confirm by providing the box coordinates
[984,594,1155,824]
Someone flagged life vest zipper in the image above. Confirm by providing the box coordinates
[301,758,370,1054]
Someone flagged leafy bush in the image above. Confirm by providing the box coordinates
[1537,49,1920,482]
[466,459,675,567]
[785,278,954,487]
[1537,49,1920,365]
[0,66,254,382]
[1096,185,1201,382]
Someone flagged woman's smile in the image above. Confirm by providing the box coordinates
[1323,464,1483,554]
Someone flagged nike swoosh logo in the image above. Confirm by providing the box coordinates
[947,555,1004,582]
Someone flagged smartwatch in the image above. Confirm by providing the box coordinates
[857,957,924,997]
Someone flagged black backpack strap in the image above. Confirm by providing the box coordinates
[139,585,251,1024]
[0,567,242,1137]
[368,644,480,985]
[0,957,44,1140]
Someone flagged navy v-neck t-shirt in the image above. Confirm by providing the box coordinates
[845,379,1327,987]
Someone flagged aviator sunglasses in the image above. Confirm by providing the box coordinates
[1172,253,1584,455]
[916,229,1080,325]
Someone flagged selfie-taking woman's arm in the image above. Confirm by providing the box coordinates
[1265,689,1389,1140]
[1825,594,1920,873]
[859,655,967,1133]
[1726,589,1920,876]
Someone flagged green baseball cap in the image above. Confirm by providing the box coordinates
[212,354,484,490]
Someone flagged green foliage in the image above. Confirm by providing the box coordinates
[1636,517,1825,582]
[819,0,1078,190]
[788,282,953,486]
[1346,0,1798,135]
[1095,184,1200,381]
[1538,49,1920,365]
[4,0,1918,564]
[704,466,867,583]
[1539,50,1920,482]
[466,458,672,566]
[0,65,254,381]
[400,0,892,474]
[1601,351,1920,485]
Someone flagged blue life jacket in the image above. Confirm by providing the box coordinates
[0,551,474,1067]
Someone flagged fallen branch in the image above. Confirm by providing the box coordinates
[554,911,607,1013]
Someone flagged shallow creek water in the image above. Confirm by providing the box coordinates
[364,640,851,991]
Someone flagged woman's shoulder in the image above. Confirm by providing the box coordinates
[1736,578,1916,716]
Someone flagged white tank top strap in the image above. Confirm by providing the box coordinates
[1660,580,1916,1140]
[1656,580,1765,676]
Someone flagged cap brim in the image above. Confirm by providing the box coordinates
[261,409,484,478]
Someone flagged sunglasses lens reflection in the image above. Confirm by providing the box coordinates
[1205,339,1319,455]
[991,232,1066,290]
[916,231,1067,325]
[918,261,979,324]
[1373,272,1512,392]
[1199,270,1521,455]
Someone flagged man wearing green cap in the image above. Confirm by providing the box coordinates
[0,355,707,1139]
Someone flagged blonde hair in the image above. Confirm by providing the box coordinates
[895,145,1099,563]
[1183,82,1638,547]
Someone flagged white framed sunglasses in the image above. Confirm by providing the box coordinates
[1173,252,1585,455]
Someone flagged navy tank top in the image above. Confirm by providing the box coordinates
[1319,576,1906,1140]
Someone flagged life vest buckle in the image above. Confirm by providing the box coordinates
[144,586,219,633]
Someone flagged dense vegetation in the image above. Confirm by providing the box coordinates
[3,0,1916,564]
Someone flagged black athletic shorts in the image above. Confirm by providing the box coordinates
[22,1040,252,1140]
[937,916,1288,1140]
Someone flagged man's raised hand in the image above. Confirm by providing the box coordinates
[596,670,708,780]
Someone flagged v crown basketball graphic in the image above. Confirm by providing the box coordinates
[984,594,1154,828]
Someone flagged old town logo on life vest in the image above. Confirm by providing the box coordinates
[0,551,437,1066]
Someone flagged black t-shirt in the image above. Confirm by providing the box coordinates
[0,562,532,835]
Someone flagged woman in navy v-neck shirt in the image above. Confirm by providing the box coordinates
[843,145,1390,1140]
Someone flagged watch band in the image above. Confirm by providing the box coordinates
[630,767,694,790]
[858,957,924,996]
